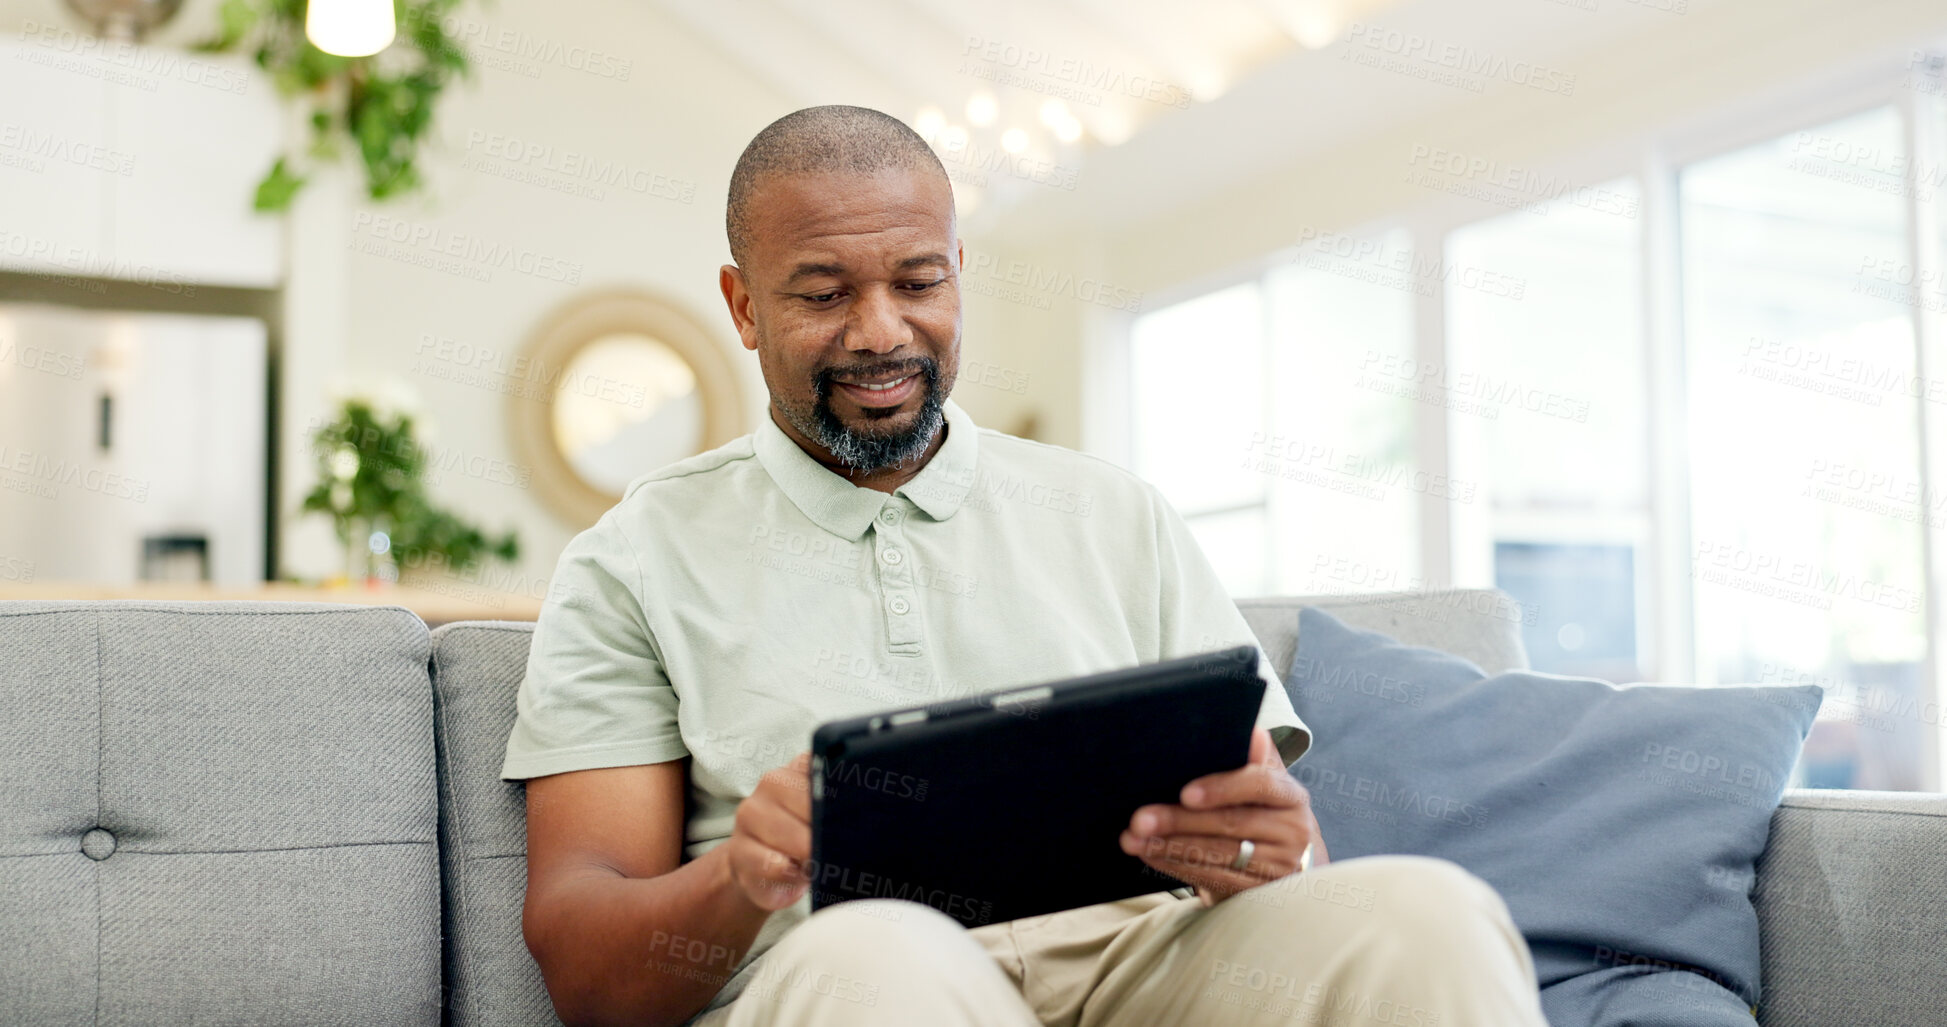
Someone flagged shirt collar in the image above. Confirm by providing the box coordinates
[897,399,978,521]
[753,398,981,541]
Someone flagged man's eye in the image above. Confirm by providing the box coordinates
[805,292,842,304]
[904,280,945,292]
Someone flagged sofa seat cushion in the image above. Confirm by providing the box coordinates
[0,602,443,1027]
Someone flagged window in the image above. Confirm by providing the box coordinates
[1129,282,1271,593]
[1445,181,1648,679]
[1681,107,1929,789]
[1263,231,1421,598]
[1117,58,1947,791]
[1494,542,1640,683]
[1130,233,1420,598]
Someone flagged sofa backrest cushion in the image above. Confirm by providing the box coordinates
[1238,589,1532,679]
[424,588,1529,1027]
[0,602,442,1027]
[430,621,564,1027]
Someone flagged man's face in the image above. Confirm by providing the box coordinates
[721,168,961,473]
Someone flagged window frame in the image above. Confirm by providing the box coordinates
[1104,51,1947,789]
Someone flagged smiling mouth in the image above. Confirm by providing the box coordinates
[841,374,914,392]
[822,358,935,412]
[832,372,921,408]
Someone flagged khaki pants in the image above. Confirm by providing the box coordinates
[697,855,1548,1027]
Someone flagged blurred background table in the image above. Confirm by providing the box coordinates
[0,581,543,626]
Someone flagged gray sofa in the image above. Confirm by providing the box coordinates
[2,590,1941,1026]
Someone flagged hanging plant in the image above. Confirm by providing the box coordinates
[197,0,472,211]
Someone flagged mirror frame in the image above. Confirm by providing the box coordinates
[509,288,747,528]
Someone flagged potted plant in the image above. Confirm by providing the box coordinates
[301,393,517,585]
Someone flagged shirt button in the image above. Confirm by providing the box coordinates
[887,596,910,615]
[879,508,901,525]
[882,548,903,566]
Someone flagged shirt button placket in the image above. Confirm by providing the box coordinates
[874,504,921,654]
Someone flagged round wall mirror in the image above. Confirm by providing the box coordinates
[511,290,746,527]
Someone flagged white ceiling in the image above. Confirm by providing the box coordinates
[2,0,1738,235]
[1039,0,1680,223]
[649,0,1409,224]
[643,0,1739,236]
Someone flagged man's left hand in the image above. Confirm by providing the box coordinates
[1119,726,1329,904]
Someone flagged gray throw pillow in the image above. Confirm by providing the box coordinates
[1284,606,1820,1027]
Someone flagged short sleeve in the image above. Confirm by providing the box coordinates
[1148,487,1312,765]
[498,516,688,781]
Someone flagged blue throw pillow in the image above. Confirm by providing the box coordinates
[1284,606,1820,1027]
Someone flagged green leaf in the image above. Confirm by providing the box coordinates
[252,156,307,211]
[219,0,262,45]
[221,0,477,210]
[192,0,261,51]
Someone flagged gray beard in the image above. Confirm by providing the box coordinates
[811,396,944,473]
[781,358,945,474]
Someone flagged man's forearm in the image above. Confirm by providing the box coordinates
[528,845,772,1027]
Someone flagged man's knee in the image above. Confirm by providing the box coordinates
[1316,855,1511,928]
[1219,855,1515,947]
[1197,859,1540,1024]
[741,900,1014,1018]
[763,899,981,978]
[1341,854,1501,908]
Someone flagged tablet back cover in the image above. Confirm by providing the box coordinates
[809,647,1262,927]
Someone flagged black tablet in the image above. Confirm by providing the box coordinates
[808,646,1265,927]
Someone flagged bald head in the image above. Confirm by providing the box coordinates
[726,105,952,268]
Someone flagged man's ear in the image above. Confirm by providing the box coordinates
[719,264,759,352]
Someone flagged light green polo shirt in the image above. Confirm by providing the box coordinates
[499,397,1308,1009]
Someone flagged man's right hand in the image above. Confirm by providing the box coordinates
[724,751,814,912]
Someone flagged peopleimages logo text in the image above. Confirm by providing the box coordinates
[1404,145,1637,217]
[19,19,251,94]
[1343,23,1576,95]
[463,130,695,202]
[1289,764,1489,827]
[958,36,1193,109]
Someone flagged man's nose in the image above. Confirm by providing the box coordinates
[842,287,911,354]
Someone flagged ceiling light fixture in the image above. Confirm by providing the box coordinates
[1039,99,1084,144]
[1185,67,1228,103]
[914,106,947,140]
[1280,0,1345,49]
[966,91,998,127]
[1093,110,1134,147]
[306,0,396,57]
[954,184,983,218]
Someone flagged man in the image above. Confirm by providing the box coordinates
[502,105,1547,1027]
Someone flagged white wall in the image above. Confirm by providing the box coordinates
[25,0,1946,590]
[282,0,1096,593]
[0,32,281,286]
[280,0,795,591]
